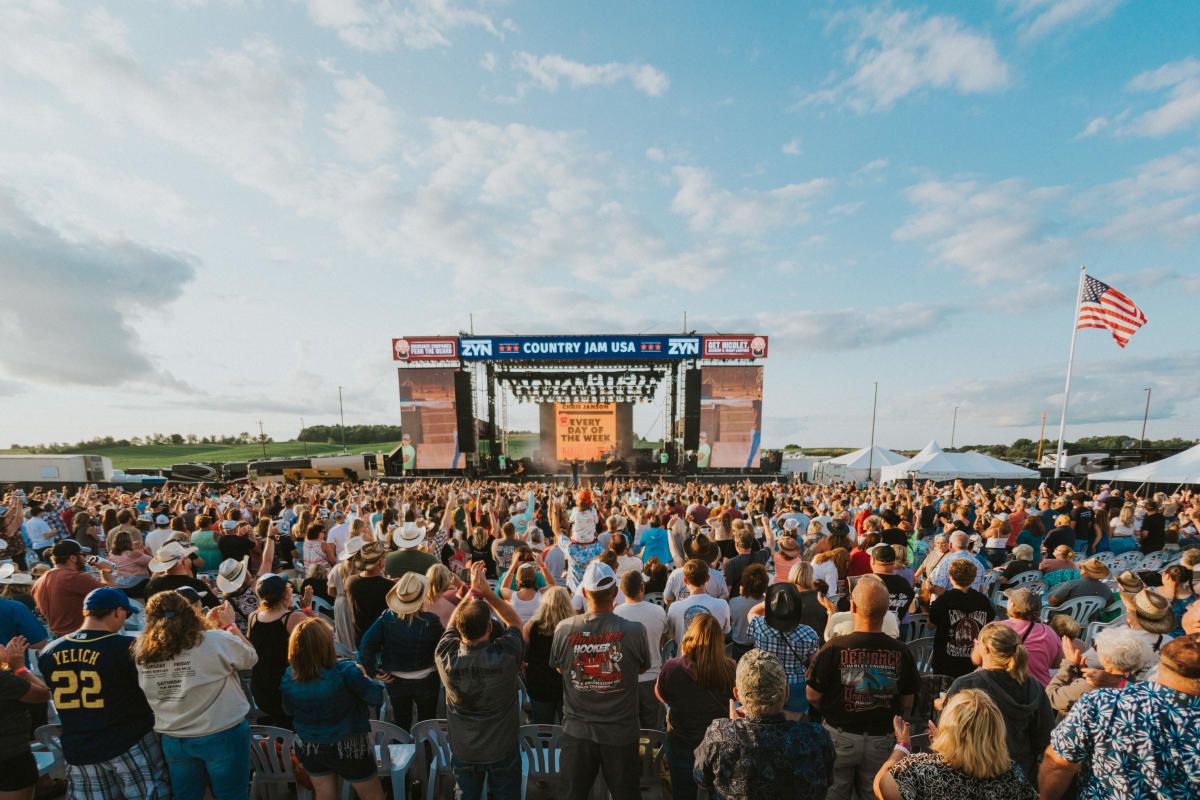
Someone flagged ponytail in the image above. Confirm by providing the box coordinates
[979,622,1030,684]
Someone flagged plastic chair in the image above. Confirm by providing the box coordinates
[517,677,533,725]
[1007,570,1043,588]
[660,639,678,664]
[249,725,313,800]
[340,720,415,800]
[33,724,63,778]
[1083,616,1126,649]
[1042,596,1106,627]
[310,596,335,617]
[411,719,455,800]
[901,613,931,642]
[518,724,564,800]
[637,729,669,800]
[906,637,935,673]
[1092,552,1118,568]
[1112,552,1145,573]
[1139,552,1166,572]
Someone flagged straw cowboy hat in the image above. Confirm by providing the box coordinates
[1078,558,1110,580]
[386,572,428,616]
[148,541,197,573]
[393,521,429,550]
[0,563,33,586]
[216,557,250,594]
[355,541,386,569]
[1132,588,1176,635]
[340,536,365,562]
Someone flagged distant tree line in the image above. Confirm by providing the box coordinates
[297,425,402,444]
[13,431,270,452]
[948,436,1196,460]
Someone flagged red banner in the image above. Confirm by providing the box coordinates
[392,337,458,361]
[701,335,768,359]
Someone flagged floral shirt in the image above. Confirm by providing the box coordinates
[1049,681,1200,800]
[889,752,1036,800]
[694,714,833,800]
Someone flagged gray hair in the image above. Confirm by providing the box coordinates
[1012,544,1034,562]
[949,531,969,550]
[736,650,787,716]
[1095,627,1155,674]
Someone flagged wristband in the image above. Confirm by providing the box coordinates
[223,623,239,633]
[300,606,313,614]
[893,743,910,756]
[13,667,30,678]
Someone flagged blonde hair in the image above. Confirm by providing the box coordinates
[787,561,815,591]
[529,586,574,636]
[681,614,735,693]
[425,563,454,603]
[934,689,1010,779]
[1118,503,1135,528]
[1053,545,1076,561]
[978,622,1029,684]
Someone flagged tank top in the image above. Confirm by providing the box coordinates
[248,610,293,722]
[510,591,542,624]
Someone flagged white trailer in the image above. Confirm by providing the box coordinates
[0,454,114,484]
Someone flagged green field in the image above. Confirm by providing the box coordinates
[0,441,401,470]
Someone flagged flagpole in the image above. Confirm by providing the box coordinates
[1053,265,1087,480]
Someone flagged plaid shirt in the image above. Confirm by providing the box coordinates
[748,616,819,678]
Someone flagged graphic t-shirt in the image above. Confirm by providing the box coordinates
[878,573,916,622]
[929,589,995,678]
[550,612,649,745]
[806,631,919,735]
[38,631,155,764]
[666,593,730,645]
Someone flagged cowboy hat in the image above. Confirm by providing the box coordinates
[685,533,719,563]
[216,557,250,594]
[393,521,427,550]
[765,583,803,633]
[148,541,198,573]
[1132,588,1176,635]
[340,536,365,561]
[386,572,428,616]
[355,541,386,568]
[1078,558,1110,580]
[0,563,33,586]
[1116,570,1145,595]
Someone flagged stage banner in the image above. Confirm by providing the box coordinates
[459,334,702,361]
[392,337,459,361]
[554,402,617,461]
[701,335,769,359]
[699,366,763,468]
[397,367,466,469]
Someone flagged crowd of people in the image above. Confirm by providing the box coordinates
[1,475,1198,800]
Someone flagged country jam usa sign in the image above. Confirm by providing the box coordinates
[458,335,704,362]
[392,334,768,362]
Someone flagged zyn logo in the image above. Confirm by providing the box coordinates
[667,338,699,355]
[461,339,493,357]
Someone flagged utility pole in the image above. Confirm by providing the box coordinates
[300,417,307,456]
[338,386,348,454]
[1140,387,1152,448]
[257,420,268,458]
[950,405,959,449]
[867,382,879,480]
[1037,411,1047,463]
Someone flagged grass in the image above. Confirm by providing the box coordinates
[0,441,401,470]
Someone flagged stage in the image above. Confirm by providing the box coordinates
[378,472,788,484]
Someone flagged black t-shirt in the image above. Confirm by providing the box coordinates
[806,632,919,735]
[1042,526,1076,556]
[276,535,298,569]
[881,529,908,547]
[38,631,155,764]
[928,589,994,678]
[878,573,915,622]
[219,534,255,563]
[919,506,937,530]
[656,656,732,747]
[723,550,770,599]
[1140,514,1165,554]
[346,574,392,644]
[144,574,219,607]
[1070,507,1094,541]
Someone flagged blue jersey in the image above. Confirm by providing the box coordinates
[38,630,155,764]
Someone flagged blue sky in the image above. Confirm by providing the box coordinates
[1,0,1198,450]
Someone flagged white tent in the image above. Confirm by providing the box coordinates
[781,453,828,479]
[813,446,906,483]
[1089,443,1200,485]
[879,441,1038,483]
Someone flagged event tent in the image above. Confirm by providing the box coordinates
[813,446,906,483]
[879,441,1038,483]
[1088,443,1200,485]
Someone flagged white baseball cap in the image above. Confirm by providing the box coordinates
[581,561,616,592]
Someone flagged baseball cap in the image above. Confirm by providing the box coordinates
[581,561,616,592]
[84,587,135,614]
[256,574,290,605]
[52,540,83,560]
[221,520,238,530]
[869,544,896,564]
[155,515,170,526]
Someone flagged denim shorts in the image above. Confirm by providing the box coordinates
[296,744,377,782]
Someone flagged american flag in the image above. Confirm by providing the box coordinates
[1076,275,1147,348]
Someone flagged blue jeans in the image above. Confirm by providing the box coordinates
[666,736,700,800]
[451,748,521,800]
[1111,537,1138,555]
[161,720,250,800]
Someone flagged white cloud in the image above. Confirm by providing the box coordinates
[1077,116,1108,138]
[324,74,398,162]
[781,137,802,155]
[670,166,832,237]
[1088,147,1200,240]
[305,0,505,52]
[1121,57,1200,137]
[1006,0,1125,41]
[512,52,670,97]
[479,51,496,72]
[645,147,665,162]
[809,8,1010,111]
[764,303,956,351]
[0,190,196,386]
[895,178,1073,283]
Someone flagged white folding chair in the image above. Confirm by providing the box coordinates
[33,724,64,779]
[1043,596,1106,627]
[249,725,313,800]
[339,720,415,800]
[411,719,455,800]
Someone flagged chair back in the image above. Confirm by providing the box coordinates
[1092,552,1117,568]
[637,729,668,799]
[370,719,414,747]
[906,637,935,673]
[901,613,931,642]
[1044,595,1107,626]
[310,596,335,617]
[644,592,666,608]
[519,723,564,798]
[249,725,298,782]
[1112,552,1145,573]
[1138,552,1165,572]
[1083,616,1126,648]
[411,719,453,800]
[34,724,62,760]
[1008,570,1043,587]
